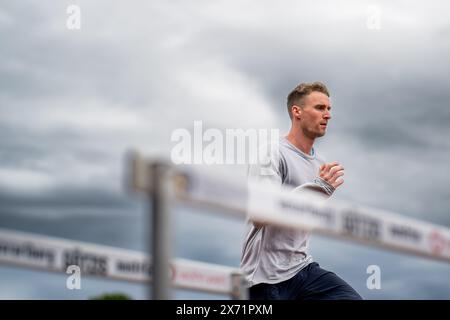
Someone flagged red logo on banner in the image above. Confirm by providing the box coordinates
[428,230,446,255]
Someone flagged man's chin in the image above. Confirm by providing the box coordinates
[305,129,326,139]
[315,131,326,138]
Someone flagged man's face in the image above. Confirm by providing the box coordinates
[293,91,331,139]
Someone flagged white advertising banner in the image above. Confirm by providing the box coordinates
[0,228,238,295]
[175,167,450,263]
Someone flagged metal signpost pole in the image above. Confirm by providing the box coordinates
[150,161,173,300]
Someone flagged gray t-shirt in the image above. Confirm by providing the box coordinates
[240,137,334,287]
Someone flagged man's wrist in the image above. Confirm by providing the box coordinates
[313,177,335,196]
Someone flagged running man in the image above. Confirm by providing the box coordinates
[241,82,362,300]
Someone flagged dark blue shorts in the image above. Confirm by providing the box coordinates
[249,262,362,300]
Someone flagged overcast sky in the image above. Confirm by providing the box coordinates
[1,0,449,299]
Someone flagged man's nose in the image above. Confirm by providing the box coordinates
[324,111,331,120]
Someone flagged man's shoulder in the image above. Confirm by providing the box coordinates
[247,139,285,181]
[255,139,285,163]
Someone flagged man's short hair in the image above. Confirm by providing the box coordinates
[286,82,330,119]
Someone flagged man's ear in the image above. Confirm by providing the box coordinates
[292,105,302,119]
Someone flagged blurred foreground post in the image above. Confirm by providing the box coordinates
[149,161,174,300]
[130,151,174,300]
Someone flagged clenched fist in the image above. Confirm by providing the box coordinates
[319,162,344,189]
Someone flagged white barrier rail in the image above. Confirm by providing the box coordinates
[0,228,240,296]
[129,154,450,264]
[174,165,450,263]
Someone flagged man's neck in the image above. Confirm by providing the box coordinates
[286,130,315,155]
